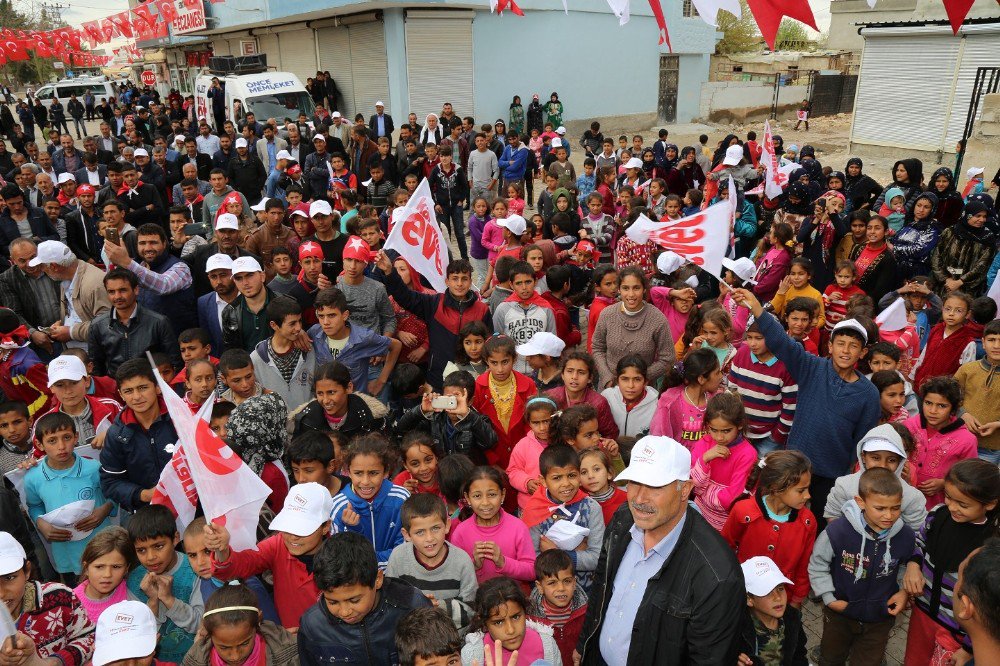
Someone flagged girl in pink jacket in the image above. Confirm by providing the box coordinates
[507,397,558,511]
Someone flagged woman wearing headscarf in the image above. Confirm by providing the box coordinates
[418,114,445,145]
[797,191,848,291]
[842,158,881,213]
[926,167,964,228]
[774,181,813,234]
[891,191,943,281]
[930,200,996,297]
[666,146,706,197]
[509,96,524,135]
[226,393,290,513]
[967,192,1000,236]
[545,92,563,128]
[850,214,898,305]
[526,94,544,135]
[873,159,924,212]
[661,143,680,172]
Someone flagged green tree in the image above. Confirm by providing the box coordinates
[774,19,812,51]
[715,1,761,55]
[0,0,58,87]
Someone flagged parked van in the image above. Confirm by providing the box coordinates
[194,71,315,130]
[34,76,118,108]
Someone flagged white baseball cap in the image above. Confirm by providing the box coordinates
[312,134,327,143]
[332,111,342,119]
[555,126,566,134]
[723,145,744,167]
[133,148,149,158]
[250,197,270,212]
[516,332,566,358]
[275,150,292,161]
[215,213,240,231]
[269,482,335,536]
[551,138,563,148]
[92,600,158,666]
[57,172,76,184]
[375,101,385,107]
[859,423,905,458]
[205,253,235,274]
[967,166,984,179]
[497,214,526,236]
[615,436,691,487]
[832,318,868,344]
[310,199,332,217]
[0,532,26,575]
[174,135,186,145]
[656,251,686,275]
[290,208,309,218]
[721,257,758,285]
[741,556,793,597]
[29,240,74,267]
[624,157,644,170]
[231,256,262,275]
[234,138,248,149]
[47,354,87,387]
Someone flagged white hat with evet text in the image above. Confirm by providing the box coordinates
[551,138,563,148]
[656,251,686,275]
[215,213,240,231]
[47,354,87,387]
[497,214,527,236]
[615,436,691,487]
[741,556,793,597]
[92,601,158,666]
[0,531,26,576]
[723,144,744,167]
[232,256,263,275]
[516,332,566,359]
[269,482,335,536]
[624,157,644,170]
[832,318,868,344]
[28,240,74,267]
[205,253,235,274]
[250,197,270,212]
[310,200,333,217]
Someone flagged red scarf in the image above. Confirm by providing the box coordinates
[854,244,885,280]
[914,321,983,389]
[117,180,146,196]
[504,291,553,310]
[521,485,589,528]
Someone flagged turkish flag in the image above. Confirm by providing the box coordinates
[99,18,116,41]
[745,0,817,50]
[132,4,158,38]
[1,40,29,62]
[82,21,103,45]
[32,40,51,58]
[157,0,179,23]
[110,11,133,38]
[183,0,200,8]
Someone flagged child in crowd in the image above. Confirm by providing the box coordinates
[753,222,795,303]
[26,412,113,583]
[392,431,443,498]
[182,359,217,412]
[461,576,562,665]
[902,459,1000,663]
[329,433,408,567]
[519,332,565,391]
[508,396,559,511]
[451,466,536,585]
[904,376,978,509]
[682,188,703,216]
[808,468,913,665]
[386,493,478,632]
[914,291,978,389]
[872,370,910,424]
[522,445,605,593]
[823,260,866,332]
[35,354,121,449]
[0,401,34,474]
[601,355,658,438]
[783,297,821,355]
[218,350,266,405]
[587,266,619,353]
[956,319,1000,463]
[824,423,927,531]
[472,336,536,470]
[724,450,816,608]
[580,192,614,257]
[689,393,756,531]
[578,447,627,525]
[288,430,348,497]
[125,504,204,663]
[298,532,431,666]
[395,606,463,666]
[527,549,588,666]
[205,481,331,629]
[468,197,493,286]
[686,305,737,374]
[73,526,135,623]
[649,348,722,444]
[737,556,808,665]
[547,352,619,439]
[442,321,489,379]
[650,282,697,343]
[769,258,826,331]
[293,361,390,441]
[555,404,624,474]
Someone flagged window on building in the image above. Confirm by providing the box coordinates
[682,0,699,18]
[733,66,743,73]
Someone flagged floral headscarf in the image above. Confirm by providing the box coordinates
[226,393,289,475]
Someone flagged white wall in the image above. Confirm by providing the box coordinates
[698,81,810,121]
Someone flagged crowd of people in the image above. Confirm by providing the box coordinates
[1,81,1000,666]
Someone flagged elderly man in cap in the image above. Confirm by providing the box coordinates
[31,239,111,349]
[0,238,62,352]
[368,101,394,140]
[576,436,744,666]
[186,211,261,297]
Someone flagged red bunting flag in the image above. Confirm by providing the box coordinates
[110,11,133,38]
[81,21,103,45]
[156,0,179,23]
[745,0,817,49]
[943,0,975,33]
[0,39,28,61]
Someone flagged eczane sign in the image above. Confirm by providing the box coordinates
[170,0,207,35]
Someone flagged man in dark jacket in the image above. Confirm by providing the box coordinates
[576,436,744,666]
[368,102,394,140]
[298,532,431,666]
[87,267,182,377]
[117,162,165,229]
[227,137,266,205]
[376,254,491,390]
[0,184,59,257]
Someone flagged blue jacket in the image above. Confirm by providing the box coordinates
[808,501,914,623]
[499,144,529,181]
[197,292,225,356]
[329,479,409,568]
[758,311,880,478]
[893,219,942,281]
[297,578,430,666]
[99,404,179,512]
[307,322,389,395]
[200,576,280,625]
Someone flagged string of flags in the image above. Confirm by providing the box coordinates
[492,0,983,51]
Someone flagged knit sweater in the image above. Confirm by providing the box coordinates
[14,582,94,666]
[450,509,537,584]
[385,542,478,633]
[727,345,797,445]
[592,303,675,388]
[954,359,1000,451]
[757,310,880,478]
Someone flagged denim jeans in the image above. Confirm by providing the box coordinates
[752,435,782,457]
[437,202,468,259]
[366,363,391,404]
[979,447,1000,465]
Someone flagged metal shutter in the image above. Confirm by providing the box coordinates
[405,12,474,120]
[852,34,959,151]
[943,33,999,149]
[348,22,390,117]
[317,26,355,118]
[257,34,281,70]
[279,29,318,83]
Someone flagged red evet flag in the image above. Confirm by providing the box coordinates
[149,360,271,551]
[625,199,732,277]
[745,0,817,49]
[383,178,450,292]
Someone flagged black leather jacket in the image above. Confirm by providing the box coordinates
[578,505,745,666]
[86,304,182,377]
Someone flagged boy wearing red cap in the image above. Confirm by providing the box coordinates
[270,241,330,327]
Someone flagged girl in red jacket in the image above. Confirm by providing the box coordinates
[473,336,536,472]
[722,450,817,608]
